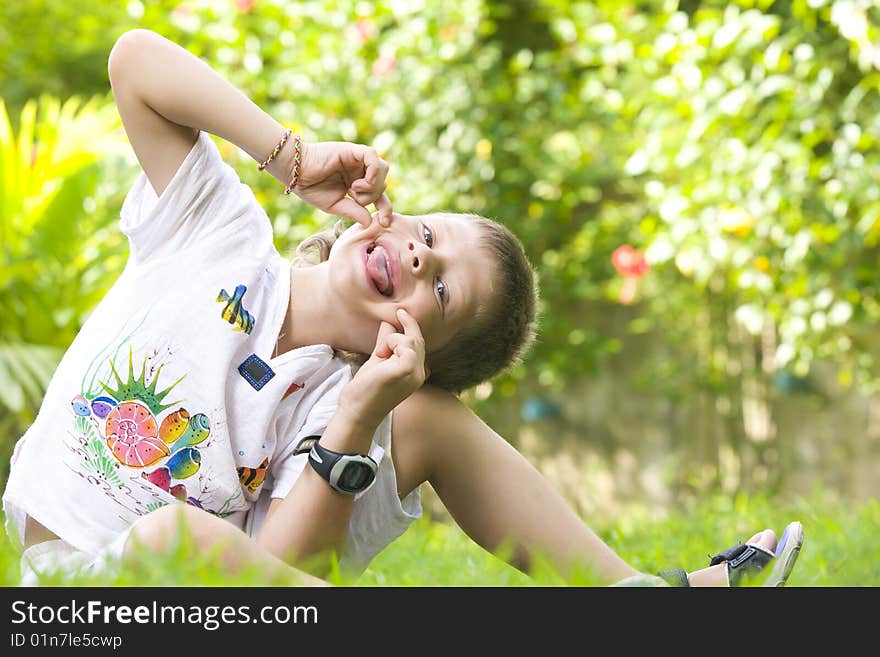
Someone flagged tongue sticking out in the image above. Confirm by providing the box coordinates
[366,244,393,296]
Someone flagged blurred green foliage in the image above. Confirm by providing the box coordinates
[0,93,131,483]
[3,0,880,497]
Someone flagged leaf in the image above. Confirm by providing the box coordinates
[0,344,25,413]
[0,340,63,416]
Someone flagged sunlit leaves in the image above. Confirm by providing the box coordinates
[0,93,127,448]
[5,0,880,403]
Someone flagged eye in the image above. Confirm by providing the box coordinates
[422,224,435,248]
[435,278,447,302]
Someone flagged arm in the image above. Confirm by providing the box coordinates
[254,410,375,568]
[392,385,642,585]
[256,311,428,569]
[107,28,390,223]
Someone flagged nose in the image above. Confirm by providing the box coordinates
[406,240,433,277]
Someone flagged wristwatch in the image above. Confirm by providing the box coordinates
[306,439,378,495]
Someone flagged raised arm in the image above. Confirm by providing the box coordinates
[391,385,642,585]
[107,28,390,223]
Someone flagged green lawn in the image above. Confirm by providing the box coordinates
[2,490,876,587]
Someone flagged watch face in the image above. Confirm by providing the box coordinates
[338,462,376,491]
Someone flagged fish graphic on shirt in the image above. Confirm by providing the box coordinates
[238,457,269,493]
[141,467,188,501]
[216,284,255,334]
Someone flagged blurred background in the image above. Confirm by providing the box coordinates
[2,0,879,525]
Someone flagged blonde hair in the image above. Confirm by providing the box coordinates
[290,215,539,393]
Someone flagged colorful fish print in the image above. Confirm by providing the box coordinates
[105,401,169,467]
[71,394,118,419]
[166,447,202,479]
[142,466,172,491]
[78,348,212,509]
[169,413,210,453]
[159,408,190,445]
[90,396,117,419]
[169,484,187,501]
[216,284,255,334]
[281,381,304,401]
[71,395,91,417]
[140,467,189,501]
[238,457,269,494]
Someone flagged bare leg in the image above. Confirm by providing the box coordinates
[123,504,328,586]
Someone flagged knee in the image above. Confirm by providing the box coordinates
[125,503,223,558]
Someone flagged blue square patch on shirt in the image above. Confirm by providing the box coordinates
[238,353,275,390]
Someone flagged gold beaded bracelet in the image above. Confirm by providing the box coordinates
[283,133,302,195]
[257,128,291,171]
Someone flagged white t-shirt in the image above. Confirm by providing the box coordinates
[3,131,421,571]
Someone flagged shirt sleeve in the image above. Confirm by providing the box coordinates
[118,130,274,265]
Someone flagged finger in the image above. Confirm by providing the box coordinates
[347,177,387,207]
[396,308,424,341]
[381,332,421,355]
[384,343,422,376]
[374,193,393,227]
[385,340,430,382]
[360,146,390,188]
[348,188,384,207]
[350,178,375,192]
[372,321,399,359]
[381,351,424,382]
[343,145,379,183]
[329,197,373,227]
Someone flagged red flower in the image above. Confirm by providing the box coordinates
[611,245,649,279]
[235,0,256,13]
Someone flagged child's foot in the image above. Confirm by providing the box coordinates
[745,528,778,552]
[711,521,804,587]
[653,521,805,587]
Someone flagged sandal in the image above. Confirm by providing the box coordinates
[658,520,804,587]
[763,520,804,587]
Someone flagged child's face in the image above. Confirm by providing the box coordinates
[329,212,495,352]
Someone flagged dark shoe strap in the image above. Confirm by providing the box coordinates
[709,543,774,586]
[657,567,689,587]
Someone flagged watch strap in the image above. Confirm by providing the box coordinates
[307,440,336,483]
[305,437,378,494]
[293,435,320,457]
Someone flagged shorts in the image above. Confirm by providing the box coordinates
[18,525,134,587]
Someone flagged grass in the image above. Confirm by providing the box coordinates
[2,489,876,587]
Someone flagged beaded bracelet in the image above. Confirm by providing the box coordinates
[283,133,302,195]
[257,128,291,171]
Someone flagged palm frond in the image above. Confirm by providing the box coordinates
[0,342,63,414]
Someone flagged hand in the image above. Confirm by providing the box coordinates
[338,309,429,430]
[294,141,393,227]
